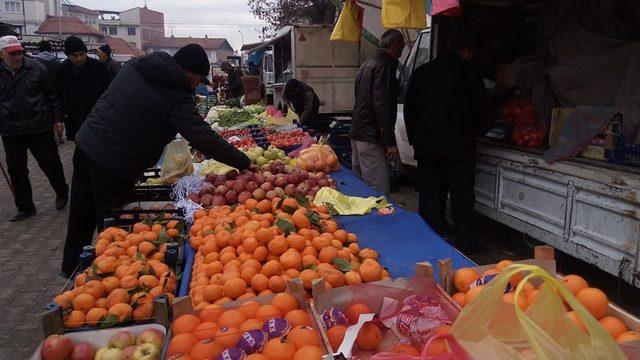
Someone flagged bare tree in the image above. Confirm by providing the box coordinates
[248,0,337,33]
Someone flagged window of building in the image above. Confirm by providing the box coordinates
[127,27,136,36]
[4,1,22,13]
[100,26,108,34]
[108,27,117,36]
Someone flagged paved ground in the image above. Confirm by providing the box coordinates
[0,140,72,359]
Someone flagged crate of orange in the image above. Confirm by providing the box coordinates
[183,195,389,308]
[309,267,462,359]
[43,220,186,334]
[166,284,330,360]
[442,246,640,347]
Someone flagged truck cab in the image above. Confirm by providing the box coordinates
[395,29,431,167]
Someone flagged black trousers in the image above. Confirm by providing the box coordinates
[2,131,68,212]
[61,148,134,275]
[417,157,479,250]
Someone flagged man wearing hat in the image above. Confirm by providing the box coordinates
[97,44,121,80]
[34,40,62,77]
[61,43,251,277]
[56,35,110,141]
[0,35,68,221]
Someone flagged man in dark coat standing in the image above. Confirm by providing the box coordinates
[0,36,68,221]
[56,36,110,141]
[350,29,405,195]
[404,35,489,253]
[97,44,121,80]
[221,62,244,100]
[61,44,251,277]
[34,40,61,77]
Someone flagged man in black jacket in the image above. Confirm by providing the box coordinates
[34,41,61,77]
[56,36,110,141]
[282,79,320,129]
[97,44,121,80]
[0,36,68,221]
[61,44,251,277]
[222,62,244,100]
[350,29,404,194]
[404,35,489,253]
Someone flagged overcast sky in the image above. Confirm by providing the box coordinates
[73,0,267,51]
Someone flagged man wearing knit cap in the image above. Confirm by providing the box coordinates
[56,35,110,141]
[61,43,251,277]
[97,44,121,80]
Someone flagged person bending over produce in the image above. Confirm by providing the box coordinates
[282,79,320,129]
[60,44,251,277]
[221,61,244,100]
[404,35,489,254]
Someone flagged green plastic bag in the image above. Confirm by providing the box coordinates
[312,187,389,215]
[451,264,626,359]
[330,0,364,42]
[382,0,427,29]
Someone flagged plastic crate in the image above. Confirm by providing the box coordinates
[328,119,351,148]
[134,168,174,201]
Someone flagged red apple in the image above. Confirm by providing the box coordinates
[41,335,73,360]
[122,345,137,360]
[252,188,266,201]
[70,342,96,360]
[136,328,164,349]
[109,331,136,349]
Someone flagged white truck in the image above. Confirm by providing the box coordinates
[394,18,640,287]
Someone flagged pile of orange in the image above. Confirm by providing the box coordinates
[53,223,180,328]
[450,260,640,344]
[187,197,389,309]
[166,293,325,360]
[94,220,182,262]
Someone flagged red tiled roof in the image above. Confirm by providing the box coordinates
[145,37,232,51]
[105,37,144,57]
[63,4,99,16]
[36,16,104,37]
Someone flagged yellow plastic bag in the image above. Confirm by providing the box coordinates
[312,187,389,215]
[382,0,427,29]
[198,159,236,176]
[160,139,194,185]
[330,0,364,42]
[451,264,626,360]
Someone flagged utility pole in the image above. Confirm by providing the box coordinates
[21,0,26,35]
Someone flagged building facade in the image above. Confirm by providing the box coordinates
[145,36,235,65]
[61,3,98,27]
[2,0,53,35]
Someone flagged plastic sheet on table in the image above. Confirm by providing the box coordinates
[312,187,389,215]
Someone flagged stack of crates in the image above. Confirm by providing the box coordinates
[328,117,353,169]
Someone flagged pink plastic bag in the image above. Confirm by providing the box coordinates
[371,334,472,360]
[432,0,462,16]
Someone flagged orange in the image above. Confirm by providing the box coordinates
[193,321,218,340]
[95,298,109,309]
[576,287,608,319]
[346,303,372,325]
[426,337,447,357]
[217,309,246,328]
[299,269,320,289]
[302,255,319,269]
[85,307,108,326]
[465,285,484,305]
[108,288,130,308]
[241,318,264,331]
[241,267,259,285]
[566,311,587,332]
[311,236,331,251]
[359,259,382,282]
[452,292,467,308]
[214,326,242,348]
[108,303,133,322]
[246,355,270,360]
[616,331,640,344]
[502,292,528,311]
[199,305,225,323]
[262,260,283,278]
[63,310,85,328]
[133,302,153,321]
[133,222,151,234]
[496,260,514,271]
[288,325,322,348]
[319,247,338,264]
[293,345,324,360]
[204,262,223,277]
[255,227,274,244]
[359,248,378,260]
[280,250,302,270]
[263,338,297,360]
[250,273,270,292]
[355,322,382,351]
[72,293,95,313]
[561,274,589,296]
[54,293,73,310]
[291,213,311,230]
[345,271,362,285]
[203,285,224,303]
[453,268,480,292]
[120,275,139,290]
[282,309,311,327]
[526,289,540,305]
[223,278,248,299]
[255,304,282,321]
[599,316,627,339]
[173,314,202,335]
[287,234,306,251]
[394,344,421,355]
[190,338,223,360]
[268,275,287,292]
[84,280,106,299]
[268,236,288,255]
[101,276,121,293]
[327,325,347,351]
[271,293,298,316]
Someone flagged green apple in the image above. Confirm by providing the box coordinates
[256,156,268,166]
